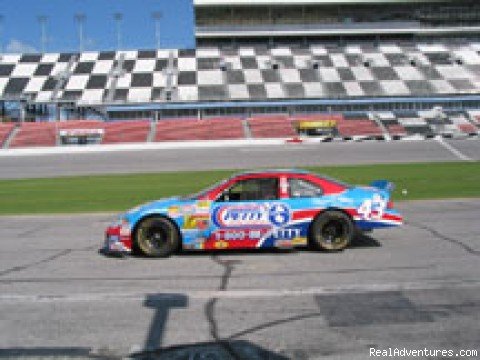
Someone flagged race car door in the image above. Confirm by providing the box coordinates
[278,176,326,247]
[207,176,290,249]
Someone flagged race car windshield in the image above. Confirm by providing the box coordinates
[183,178,229,200]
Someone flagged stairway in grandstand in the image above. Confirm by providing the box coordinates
[0,123,17,149]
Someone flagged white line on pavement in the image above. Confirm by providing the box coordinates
[0,279,478,303]
[435,137,473,161]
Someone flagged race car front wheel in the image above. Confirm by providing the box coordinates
[310,210,354,251]
[134,216,180,257]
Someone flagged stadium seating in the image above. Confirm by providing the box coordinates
[0,123,15,147]
[1,41,480,104]
[336,113,383,138]
[386,124,407,137]
[56,120,104,130]
[396,113,434,137]
[155,117,244,141]
[205,117,245,139]
[9,122,56,148]
[466,110,480,125]
[371,112,405,138]
[457,123,478,135]
[248,115,296,138]
[447,113,478,135]
[103,120,151,144]
[2,108,478,150]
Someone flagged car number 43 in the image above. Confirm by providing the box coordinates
[357,194,386,220]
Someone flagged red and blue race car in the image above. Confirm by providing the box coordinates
[104,169,403,257]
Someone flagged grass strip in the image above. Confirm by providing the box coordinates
[0,162,478,215]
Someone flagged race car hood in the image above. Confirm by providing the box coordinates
[116,197,197,226]
[124,197,189,217]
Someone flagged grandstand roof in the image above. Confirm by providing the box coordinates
[194,0,449,6]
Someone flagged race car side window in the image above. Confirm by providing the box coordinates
[216,178,278,202]
[288,178,323,198]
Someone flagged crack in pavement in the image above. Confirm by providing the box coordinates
[228,312,322,340]
[0,244,98,277]
[406,221,480,256]
[15,224,50,238]
[205,255,242,359]
[0,265,435,284]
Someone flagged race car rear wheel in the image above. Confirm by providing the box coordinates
[134,216,180,257]
[309,210,354,251]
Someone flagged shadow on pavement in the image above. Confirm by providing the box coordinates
[131,340,289,359]
[351,233,382,248]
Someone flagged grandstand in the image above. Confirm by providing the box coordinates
[195,0,480,44]
[0,0,479,148]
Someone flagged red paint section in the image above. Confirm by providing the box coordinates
[344,208,359,217]
[105,225,132,252]
[105,225,120,237]
[382,213,403,222]
[120,236,133,250]
[302,174,347,195]
[292,209,321,221]
[203,239,260,250]
[201,171,348,201]
[204,228,269,250]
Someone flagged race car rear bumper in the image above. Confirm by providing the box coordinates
[103,224,132,255]
[354,211,403,230]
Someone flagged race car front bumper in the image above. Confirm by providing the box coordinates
[102,221,132,255]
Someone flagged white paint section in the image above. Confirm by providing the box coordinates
[0,136,476,159]
[0,139,287,157]
[435,136,473,161]
[0,279,478,303]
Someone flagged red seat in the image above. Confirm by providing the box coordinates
[248,115,296,138]
[457,123,478,134]
[9,122,56,148]
[155,117,244,141]
[102,120,150,144]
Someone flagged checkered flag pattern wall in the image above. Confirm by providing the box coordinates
[0,42,479,105]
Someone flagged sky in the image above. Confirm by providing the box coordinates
[0,0,195,53]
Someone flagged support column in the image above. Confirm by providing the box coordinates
[56,103,62,121]
[19,100,27,122]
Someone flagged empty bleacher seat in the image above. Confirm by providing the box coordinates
[335,115,383,137]
[248,115,296,138]
[9,122,56,148]
[102,120,151,144]
[154,117,244,142]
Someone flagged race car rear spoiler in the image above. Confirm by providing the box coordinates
[369,180,395,193]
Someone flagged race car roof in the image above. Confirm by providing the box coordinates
[233,169,313,177]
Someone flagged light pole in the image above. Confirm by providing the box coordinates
[0,15,4,54]
[152,11,162,49]
[37,15,48,53]
[74,13,86,52]
[113,12,123,50]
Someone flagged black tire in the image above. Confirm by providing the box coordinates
[309,210,354,251]
[134,216,180,257]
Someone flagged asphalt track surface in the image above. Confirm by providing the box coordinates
[0,139,479,179]
[0,199,479,359]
